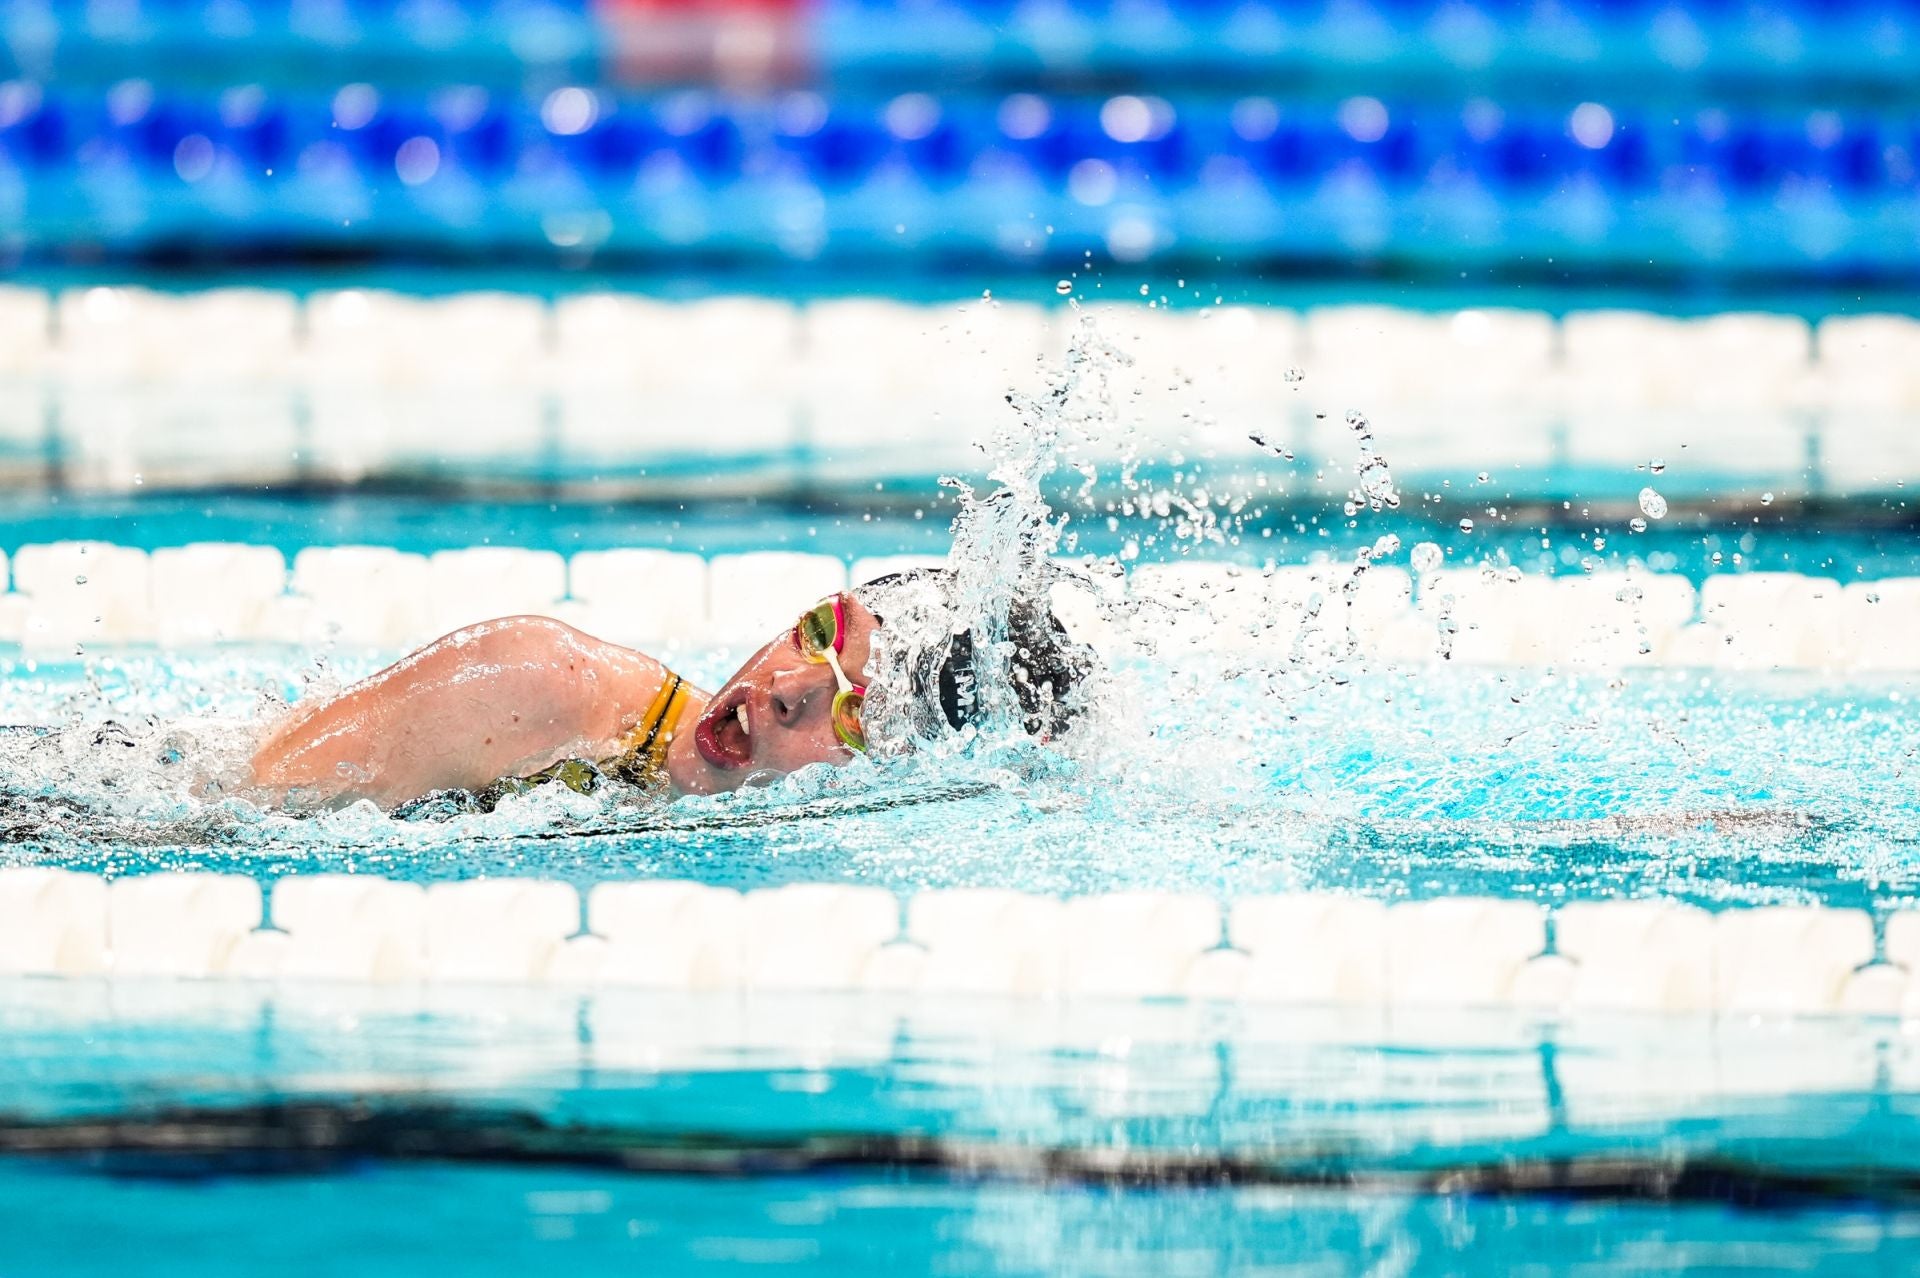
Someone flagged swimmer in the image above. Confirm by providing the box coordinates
[247,570,1093,810]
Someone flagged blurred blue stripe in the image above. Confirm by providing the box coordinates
[1,85,1916,274]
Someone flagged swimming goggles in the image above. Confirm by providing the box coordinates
[792,595,868,753]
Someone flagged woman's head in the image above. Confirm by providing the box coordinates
[667,569,1094,795]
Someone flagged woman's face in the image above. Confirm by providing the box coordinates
[667,595,880,795]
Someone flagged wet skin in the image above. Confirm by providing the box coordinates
[247,599,879,808]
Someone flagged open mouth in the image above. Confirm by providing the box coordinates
[694,688,754,770]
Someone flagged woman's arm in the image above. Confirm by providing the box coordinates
[249,616,679,808]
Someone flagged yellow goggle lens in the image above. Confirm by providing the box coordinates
[795,600,840,661]
[832,689,867,752]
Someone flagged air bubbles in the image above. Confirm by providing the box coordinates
[1411,542,1444,575]
[1649,458,1666,474]
[73,575,87,586]
[1284,367,1304,384]
[1638,487,1668,519]
[1458,517,1475,532]
[1371,533,1401,559]
[1760,492,1774,506]
[1630,517,1647,533]
[1055,280,1074,295]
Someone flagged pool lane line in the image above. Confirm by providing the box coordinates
[1,1098,1915,1208]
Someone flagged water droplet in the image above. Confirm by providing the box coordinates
[1139,284,1150,296]
[1629,517,1647,532]
[1476,471,1489,484]
[73,575,87,586]
[1055,280,1073,295]
[1760,492,1774,506]
[1371,533,1401,558]
[1355,457,1397,509]
[1284,367,1305,384]
[1867,592,1882,604]
[1458,517,1475,533]
[1411,542,1443,574]
[1650,458,1666,474]
[1710,550,1724,565]
[1345,410,1370,436]
[1638,487,1668,519]
[1593,536,1606,550]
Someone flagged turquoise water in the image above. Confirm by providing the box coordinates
[6,1163,1917,1276]
[2,981,1919,1275]
[4,443,1919,1270]
[4,650,1917,910]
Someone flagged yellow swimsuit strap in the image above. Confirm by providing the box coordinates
[606,671,688,786]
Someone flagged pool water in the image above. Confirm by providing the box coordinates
[5,550,1919,1273]
[7,1164,1918,1276]
[5,330,1920,1273]
[3,978,1920,1276]
[3,646,1917,909]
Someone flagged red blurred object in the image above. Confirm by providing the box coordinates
[597,0,802,12]
[594,0,810,87]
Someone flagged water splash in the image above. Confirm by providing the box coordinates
[0,308,1889,906]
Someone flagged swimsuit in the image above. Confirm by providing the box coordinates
[471,669,688,808]
[602,671,689,787]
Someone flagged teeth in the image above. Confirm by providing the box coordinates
[736,704,750,736]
